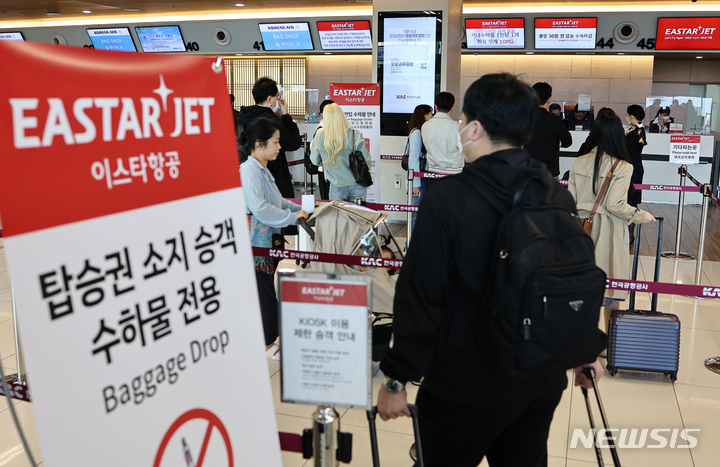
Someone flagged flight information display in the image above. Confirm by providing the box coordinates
[466,18,525,49]
[381,15,437,114]
[535,18,597,49]
[259,23,314,51]
[317,20,372,50]
[135,26,186,52]
[0,32,24,41]
[656,17,720,50]
[87,28,137,52]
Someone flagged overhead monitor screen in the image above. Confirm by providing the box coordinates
[535,18,597,49]
[465,18,525,49]
[259,23,314,51]
[87,28,137,52]
[317,20,372,49]
[135,26,187,52]
[656,17,720,50]
[0,32,24,41]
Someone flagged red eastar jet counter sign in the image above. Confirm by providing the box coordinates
[0,41,282,466]
[656,17,720,50]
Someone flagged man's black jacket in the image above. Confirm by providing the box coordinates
[525,107,572,177]
[237,105,302,198]
[380,148,574,406]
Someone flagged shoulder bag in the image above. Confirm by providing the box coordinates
[581,158,621,235]
[349,130,373,187]
[401,129,427,172]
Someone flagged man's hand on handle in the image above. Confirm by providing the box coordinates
[377,384,411,421]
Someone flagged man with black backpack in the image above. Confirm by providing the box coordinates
[377,74,605,467]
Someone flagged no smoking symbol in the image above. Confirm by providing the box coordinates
[154,408,234,467]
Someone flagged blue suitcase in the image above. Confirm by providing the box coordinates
[607,218,680,381]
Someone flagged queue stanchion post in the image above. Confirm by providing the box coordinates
[694,184,711,287]
[407,169,414,247]
[662,164,694,260]
[4,280,26,386]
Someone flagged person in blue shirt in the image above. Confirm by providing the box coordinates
[240,117,308,355]
[407,104,433,230]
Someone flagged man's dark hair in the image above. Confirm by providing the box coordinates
[463,73,539,147]
[549,103,561,112]
[532,82,552,105]
[319,99,335,114]
[435,92,455,113]
[627,104,645,121]
[230,94,235,104]
[252,77,279,104]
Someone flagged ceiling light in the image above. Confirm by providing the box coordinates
[526,52,534,54]
[47,12,61,16]
[124,8,140,12]
[82,10,92,14]
[324,52,331,54]
[617,52,625,55]
[235,3,245,6]
[697,56,703,59]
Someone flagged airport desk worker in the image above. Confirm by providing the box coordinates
[377,73,602,467]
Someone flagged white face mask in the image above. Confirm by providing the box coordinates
[458,122,476,148]
[626,117,632,124]
[271,98,281,113]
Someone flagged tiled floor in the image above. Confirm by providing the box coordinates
[2,233,720,466]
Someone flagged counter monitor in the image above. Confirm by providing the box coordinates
[465,18,525,49]
[534,18,597,49]
[259,23,314,51]
[656,17,720,50]
[87,28,137,52]
[317,20,372,50]
[135,26,187,53]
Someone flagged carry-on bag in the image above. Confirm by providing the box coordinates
[367,404,424,467]
[607,217,681,380]
[580,367,622,467]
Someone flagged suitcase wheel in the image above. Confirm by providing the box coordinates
[607,365,617,377]
[669,372,677,382]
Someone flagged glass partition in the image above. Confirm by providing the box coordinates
[645,95,713,134]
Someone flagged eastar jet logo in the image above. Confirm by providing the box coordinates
[553,20,580,26]
[665,26,717,36]
[301,286,347,297]
[333,87,377,97]
[483,21,508,26]
[10,75,216,149]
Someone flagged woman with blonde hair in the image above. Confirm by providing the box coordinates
[310,103,372,201]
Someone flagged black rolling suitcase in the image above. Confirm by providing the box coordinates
[607,217,681,380]
[367,404,424,467]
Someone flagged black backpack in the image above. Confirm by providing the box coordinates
[462,173,608,378]
[236,122,248,165]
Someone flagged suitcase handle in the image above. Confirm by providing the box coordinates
[582,368,622,467]
[629,217,663,312]
[367,404,424,467]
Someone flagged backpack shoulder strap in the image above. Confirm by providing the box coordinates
[459,172,507,214]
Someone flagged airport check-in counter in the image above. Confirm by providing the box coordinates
[560,131,716,204]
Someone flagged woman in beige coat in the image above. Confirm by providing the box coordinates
[567,109,655,332]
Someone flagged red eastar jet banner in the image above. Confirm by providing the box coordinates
[656,17,720,50]
[0,41,240,237]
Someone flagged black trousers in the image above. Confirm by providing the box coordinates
[255,270,279,346]
[415,388,563,467]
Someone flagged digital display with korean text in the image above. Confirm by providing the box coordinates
[135,26,187,53]
[466,18,525,49]
[317,20,372,49]
[259,23,314,51]
[87,28,137,52]
[535,18,597,49]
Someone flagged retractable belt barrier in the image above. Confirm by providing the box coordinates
[287,198,419,213]
[288,159,305,167]
[252,247,718,300]
[0,380,31,403]
[556,179,700,192]
[685,170,702,187]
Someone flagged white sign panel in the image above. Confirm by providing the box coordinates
[535,18,597,49]
[279,275,371,409]
[670,135,701,164]
[0,41,281,467]
[382,16,437,114]
[331,82,382,203]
